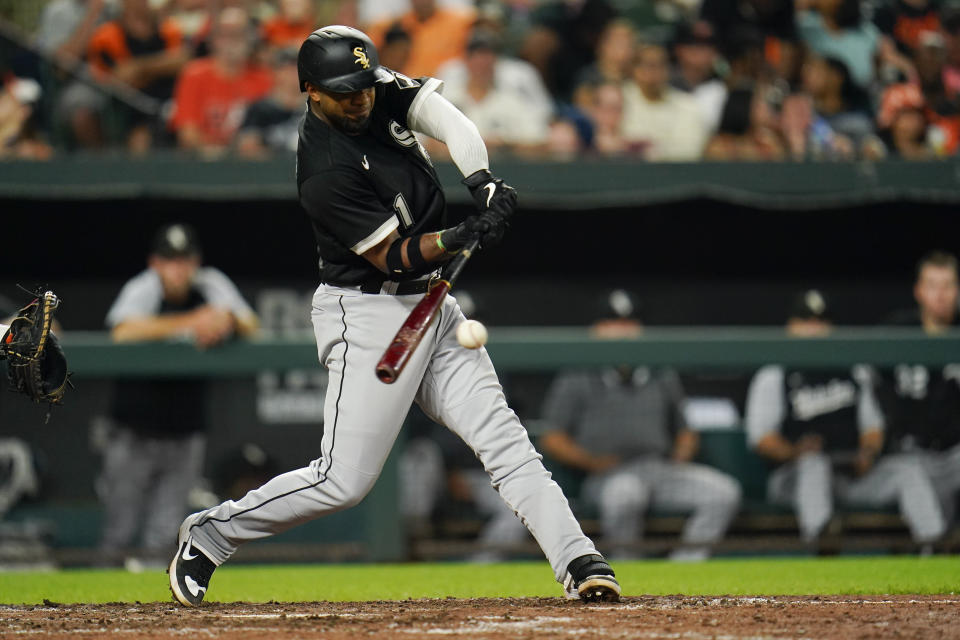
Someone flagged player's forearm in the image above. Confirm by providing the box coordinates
[364,231,451,274]
[672,429,699,463]
[111,314,199,343]
[233,312,260,338]
[540,431,612,472]
[754,433,797,463]
[858,428,884,457]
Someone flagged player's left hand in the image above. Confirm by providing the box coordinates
[462,169,518,221]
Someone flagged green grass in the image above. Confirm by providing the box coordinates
[1,556,958,605]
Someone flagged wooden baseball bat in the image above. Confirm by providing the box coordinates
[375,236,480,384]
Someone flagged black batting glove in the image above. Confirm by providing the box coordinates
[438,215,488,254]
[462,169,518,221]
[475,210,507,248]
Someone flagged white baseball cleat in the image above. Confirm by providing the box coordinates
[563,554,621,603]
[168,513,218,607]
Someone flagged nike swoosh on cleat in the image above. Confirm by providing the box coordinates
[361,155,370,170]
[181,544,198,561]
[185,576,206,598]
[483,183,496,207]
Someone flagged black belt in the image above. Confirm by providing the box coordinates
[321,278,433,295]
[361,278,433,295]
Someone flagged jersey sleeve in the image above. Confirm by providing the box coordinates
[377,70,444,130]
[745,365,786,448]
[195,267,256,319]
[300,169,399,254]
[659,368,688,436]
[853,365,885,433]
[105,270,163,328]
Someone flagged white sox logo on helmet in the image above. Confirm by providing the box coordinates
[353,46,370,69]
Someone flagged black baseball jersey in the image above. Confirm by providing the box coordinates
[878,310,960,452]
[296,72,446,288]
[781,369,861,452]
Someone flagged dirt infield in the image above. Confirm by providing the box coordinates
[2,595,958,639]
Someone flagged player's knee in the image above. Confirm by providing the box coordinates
[327,470,378,509]
[885,458,928,486]
[346,480,378,508]
[599,474,649,513]
[714,474,743,510]
[796,451,830,475]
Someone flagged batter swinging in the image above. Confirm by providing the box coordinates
[168,26,619,605]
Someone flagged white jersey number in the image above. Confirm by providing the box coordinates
[393,193,413,229]
[895,364,929,399]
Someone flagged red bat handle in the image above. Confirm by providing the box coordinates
[376,279,451,384]
[375,236,480,384]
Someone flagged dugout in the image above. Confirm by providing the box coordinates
[1,157,959,564]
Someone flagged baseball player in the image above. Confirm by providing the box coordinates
[540,291,743,561]
[745,290,946,549]
[101,223,258,566]
[878,250,960,523]
[169,26,619,605]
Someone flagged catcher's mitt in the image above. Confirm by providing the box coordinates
[1,290,71,412]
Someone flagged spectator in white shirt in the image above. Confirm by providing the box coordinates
[433,29,550,156]
[436,29,554,124]
[621,43,708,161]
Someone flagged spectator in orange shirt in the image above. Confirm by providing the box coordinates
[877,30,960,156]
[366,0,475,78]
[83,0,190,150]
[88,0,186,96]
[261,0,316,49]
[170,7,273,153]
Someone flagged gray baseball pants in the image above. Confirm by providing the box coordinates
[767,451,947,542]
[891,444,960,523]
[583,458,743,555]
[188,284,597,582]
[99,427,205,552]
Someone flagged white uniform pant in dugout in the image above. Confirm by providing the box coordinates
[188,283,597,582]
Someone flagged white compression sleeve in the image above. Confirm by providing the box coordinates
[408,90,489,178]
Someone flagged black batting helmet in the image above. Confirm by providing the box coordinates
[298,25,393,93]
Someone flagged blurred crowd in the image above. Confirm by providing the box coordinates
[4,0,960,160]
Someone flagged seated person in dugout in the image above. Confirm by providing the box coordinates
[745,289,947,549]
[539,290,743,561]
[879,250,960,525]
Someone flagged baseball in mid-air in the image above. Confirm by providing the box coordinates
[456,319,488,349]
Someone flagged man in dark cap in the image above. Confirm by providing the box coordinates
[539,290,743,561]
[97,223,258,568]
[744,289,946,550]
